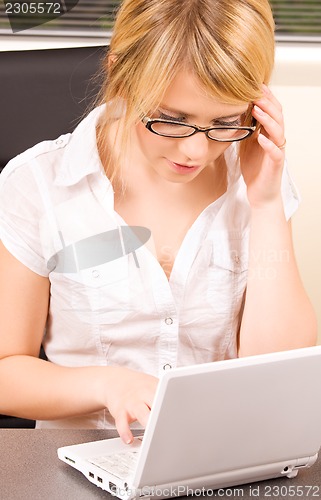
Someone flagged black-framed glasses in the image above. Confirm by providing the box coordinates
[142,115,257,142]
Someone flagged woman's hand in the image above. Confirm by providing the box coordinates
[240,85,286,210]
[103,366,159,444]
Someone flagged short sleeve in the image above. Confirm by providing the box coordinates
[0,159,49,277]
[281,160,301,221]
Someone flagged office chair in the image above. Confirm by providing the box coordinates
[0,44,107,427]
[0,44,107,172]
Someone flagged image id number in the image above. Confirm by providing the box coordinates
[264,485,320,497]
[5,2,62,15]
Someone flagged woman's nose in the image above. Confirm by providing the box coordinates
[177,131,210,162]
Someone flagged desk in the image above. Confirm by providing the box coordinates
[0,430,320,500]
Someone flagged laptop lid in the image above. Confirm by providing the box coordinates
[58,346,321,497]
[133,346,321,491]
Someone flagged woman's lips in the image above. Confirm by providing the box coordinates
[166,159,201,174]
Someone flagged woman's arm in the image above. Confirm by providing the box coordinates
[239,206,317,356]
[238,86,317,356]
[0,243,157,443]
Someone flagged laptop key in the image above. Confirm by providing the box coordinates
[89,451,139,480]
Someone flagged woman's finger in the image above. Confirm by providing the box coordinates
[133,401,152,428]
[257,133,285,163]
[115,410,135,444]
[262,84,283,112]
[252,105,285,147]
[253,98,283,127]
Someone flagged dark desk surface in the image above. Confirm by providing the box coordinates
[0,430,320,500]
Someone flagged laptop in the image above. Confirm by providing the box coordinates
[58,346,321,499]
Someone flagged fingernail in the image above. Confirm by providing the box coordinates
[254,105,264,116]
[124,434,133,445]
[258,133,269,145]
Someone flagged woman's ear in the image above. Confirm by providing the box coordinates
[107,53,117,70]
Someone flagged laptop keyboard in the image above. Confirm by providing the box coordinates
[89,450,139,479]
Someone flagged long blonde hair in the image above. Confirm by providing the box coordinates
[97,0,275,183]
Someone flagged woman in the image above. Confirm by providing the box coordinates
[0,0,316,443]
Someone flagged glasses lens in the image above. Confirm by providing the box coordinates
[207,128,251,141]
[151,121,194,137]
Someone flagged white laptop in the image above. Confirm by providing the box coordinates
[58,346,321,499]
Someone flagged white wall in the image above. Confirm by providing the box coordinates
[271,44,321,344]
[0,34,108,51]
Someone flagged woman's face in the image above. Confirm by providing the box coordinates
[132,71,249,184]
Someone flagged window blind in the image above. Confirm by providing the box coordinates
[0,0,320,39]
[270,0,321,37]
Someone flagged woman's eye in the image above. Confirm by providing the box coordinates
[216,118,242,127]
[158,112,184,122]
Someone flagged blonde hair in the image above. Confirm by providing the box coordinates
[97,0,275,184]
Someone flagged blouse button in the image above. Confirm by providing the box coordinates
[92,270,100,278]
[55,138,64,145]
[234,255,240,265]
[164,317,173,325]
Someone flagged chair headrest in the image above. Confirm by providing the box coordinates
[0,45,107,172]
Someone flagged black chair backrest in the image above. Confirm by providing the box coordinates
[0,45,108,172]
[0,44,107,427]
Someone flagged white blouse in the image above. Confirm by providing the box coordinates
[0,106,300,428]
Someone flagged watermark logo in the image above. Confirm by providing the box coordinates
[4,1,80,33]
[47,226,151,273]
[112,484,247,498]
